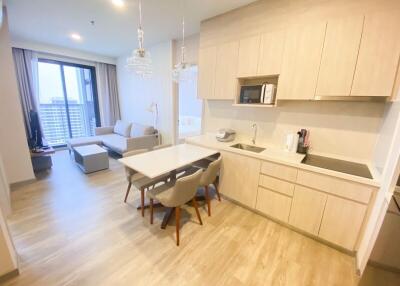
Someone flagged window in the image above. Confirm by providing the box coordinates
[37,60,100,146]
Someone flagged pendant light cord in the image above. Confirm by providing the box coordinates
[181,0,186,64]
[138,0,144,50]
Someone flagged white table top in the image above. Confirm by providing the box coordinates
[118,144,219,178]
[74,144,107,156]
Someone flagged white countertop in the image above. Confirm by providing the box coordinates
[118,144,218,178]
[186,133,380,187]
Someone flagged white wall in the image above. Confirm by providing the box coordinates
[0,153,18,277]
[0,7,34,184]
[12,39,116,65]
[204,100,385,162]
[373,101,400,173]
[117,41,174,144]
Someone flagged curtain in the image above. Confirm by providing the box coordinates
[96,63,121,126]
[12,48,41,139]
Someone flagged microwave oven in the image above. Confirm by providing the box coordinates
[240,85,262,103]
[239,83,275,104]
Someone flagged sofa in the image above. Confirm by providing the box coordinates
[66,120,159,155]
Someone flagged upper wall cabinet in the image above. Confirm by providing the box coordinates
[198,46,217,99]
[237,35,260,77]
[257,30,286,76]
[316,16,364,97]
[214,41,239,100]
[277,22,326,100]
[351,11,400,97]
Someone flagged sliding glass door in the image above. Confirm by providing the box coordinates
[37,60,100,146]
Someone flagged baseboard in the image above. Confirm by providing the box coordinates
[368,260,400,274]
[0,269,19,283]
[10,178,36,191]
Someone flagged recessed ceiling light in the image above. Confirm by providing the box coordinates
[112,0,125,8]
[70,33,82,41]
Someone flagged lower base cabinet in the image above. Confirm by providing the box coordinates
[288,185,327,235]
[255,187,292,223]
[219,151,261,208]
[318,195,367,250]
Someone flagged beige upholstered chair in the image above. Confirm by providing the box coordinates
[147,169,203,246]
[123,149,171,217]
[195,156,222,216]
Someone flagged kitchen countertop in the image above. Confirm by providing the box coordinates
[186,133,380,187]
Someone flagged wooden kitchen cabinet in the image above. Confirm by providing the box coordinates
[316,16,364,96]
[319,195,367,250]
[289,185,327,235]
[214,41,239,100]
[237,35,260,77]
[257,29,286,76]
[256,187,292,223]
[198,46,217,99]
[351,11,400,97]
[277,22,326,100]
[219,151,261,208]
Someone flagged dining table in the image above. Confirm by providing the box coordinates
[118,143,219,229]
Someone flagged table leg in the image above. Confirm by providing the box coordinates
[161,207,175,229]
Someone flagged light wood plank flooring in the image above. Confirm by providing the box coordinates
[1,150,399,285]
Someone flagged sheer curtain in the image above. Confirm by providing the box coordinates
[96,63,121,126]
[12,48,42,139]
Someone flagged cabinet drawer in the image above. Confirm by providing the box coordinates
[289,185,327,235]
[296,170,374,204]
[260,161,297,182]
[259,175,294,197]
[319,195,367,250]
[256,187,292,223]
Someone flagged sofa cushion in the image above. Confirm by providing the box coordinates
[113,120,132,137]
[101,134,127,154]
[66,136,103,149]
[130,123,155,137]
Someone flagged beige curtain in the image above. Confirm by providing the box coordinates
[12,48,41,139]
[96,63,121,126]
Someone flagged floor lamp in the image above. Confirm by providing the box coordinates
[147,102,161,145]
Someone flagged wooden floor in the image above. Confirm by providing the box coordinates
[2,150,400,286]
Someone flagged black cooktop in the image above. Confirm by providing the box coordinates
[301,154,373,179]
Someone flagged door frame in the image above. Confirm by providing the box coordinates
[174,65,204,144]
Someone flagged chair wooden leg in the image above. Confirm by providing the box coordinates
[124,182,132,203]
[214,181,221,202]
[204,185,211,216]
[175,206,180,246]
[141,188,145,217]
[192,198,202,225]
[150,199,154,224]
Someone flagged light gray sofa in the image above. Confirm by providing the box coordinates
[66,120,159,155]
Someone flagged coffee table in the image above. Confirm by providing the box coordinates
[73,145,109,173]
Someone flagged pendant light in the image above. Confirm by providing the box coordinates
[127,0,152,78]
[172,1,194,82]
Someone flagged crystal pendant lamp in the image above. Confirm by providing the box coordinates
[127,0,152,78]
[172,8,194,82]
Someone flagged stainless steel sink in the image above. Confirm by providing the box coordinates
[230,143,265,153]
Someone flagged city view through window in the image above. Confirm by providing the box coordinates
[37,61,99,146]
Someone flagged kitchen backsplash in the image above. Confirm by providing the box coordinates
[203,100,386,162]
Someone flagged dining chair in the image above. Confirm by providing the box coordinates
[194,156,222,216]
[146,169,203,246]
[123,149,171,217]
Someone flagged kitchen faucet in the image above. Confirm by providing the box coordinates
[251,123,258,145]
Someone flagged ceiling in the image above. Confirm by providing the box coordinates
[6,0,257,58]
